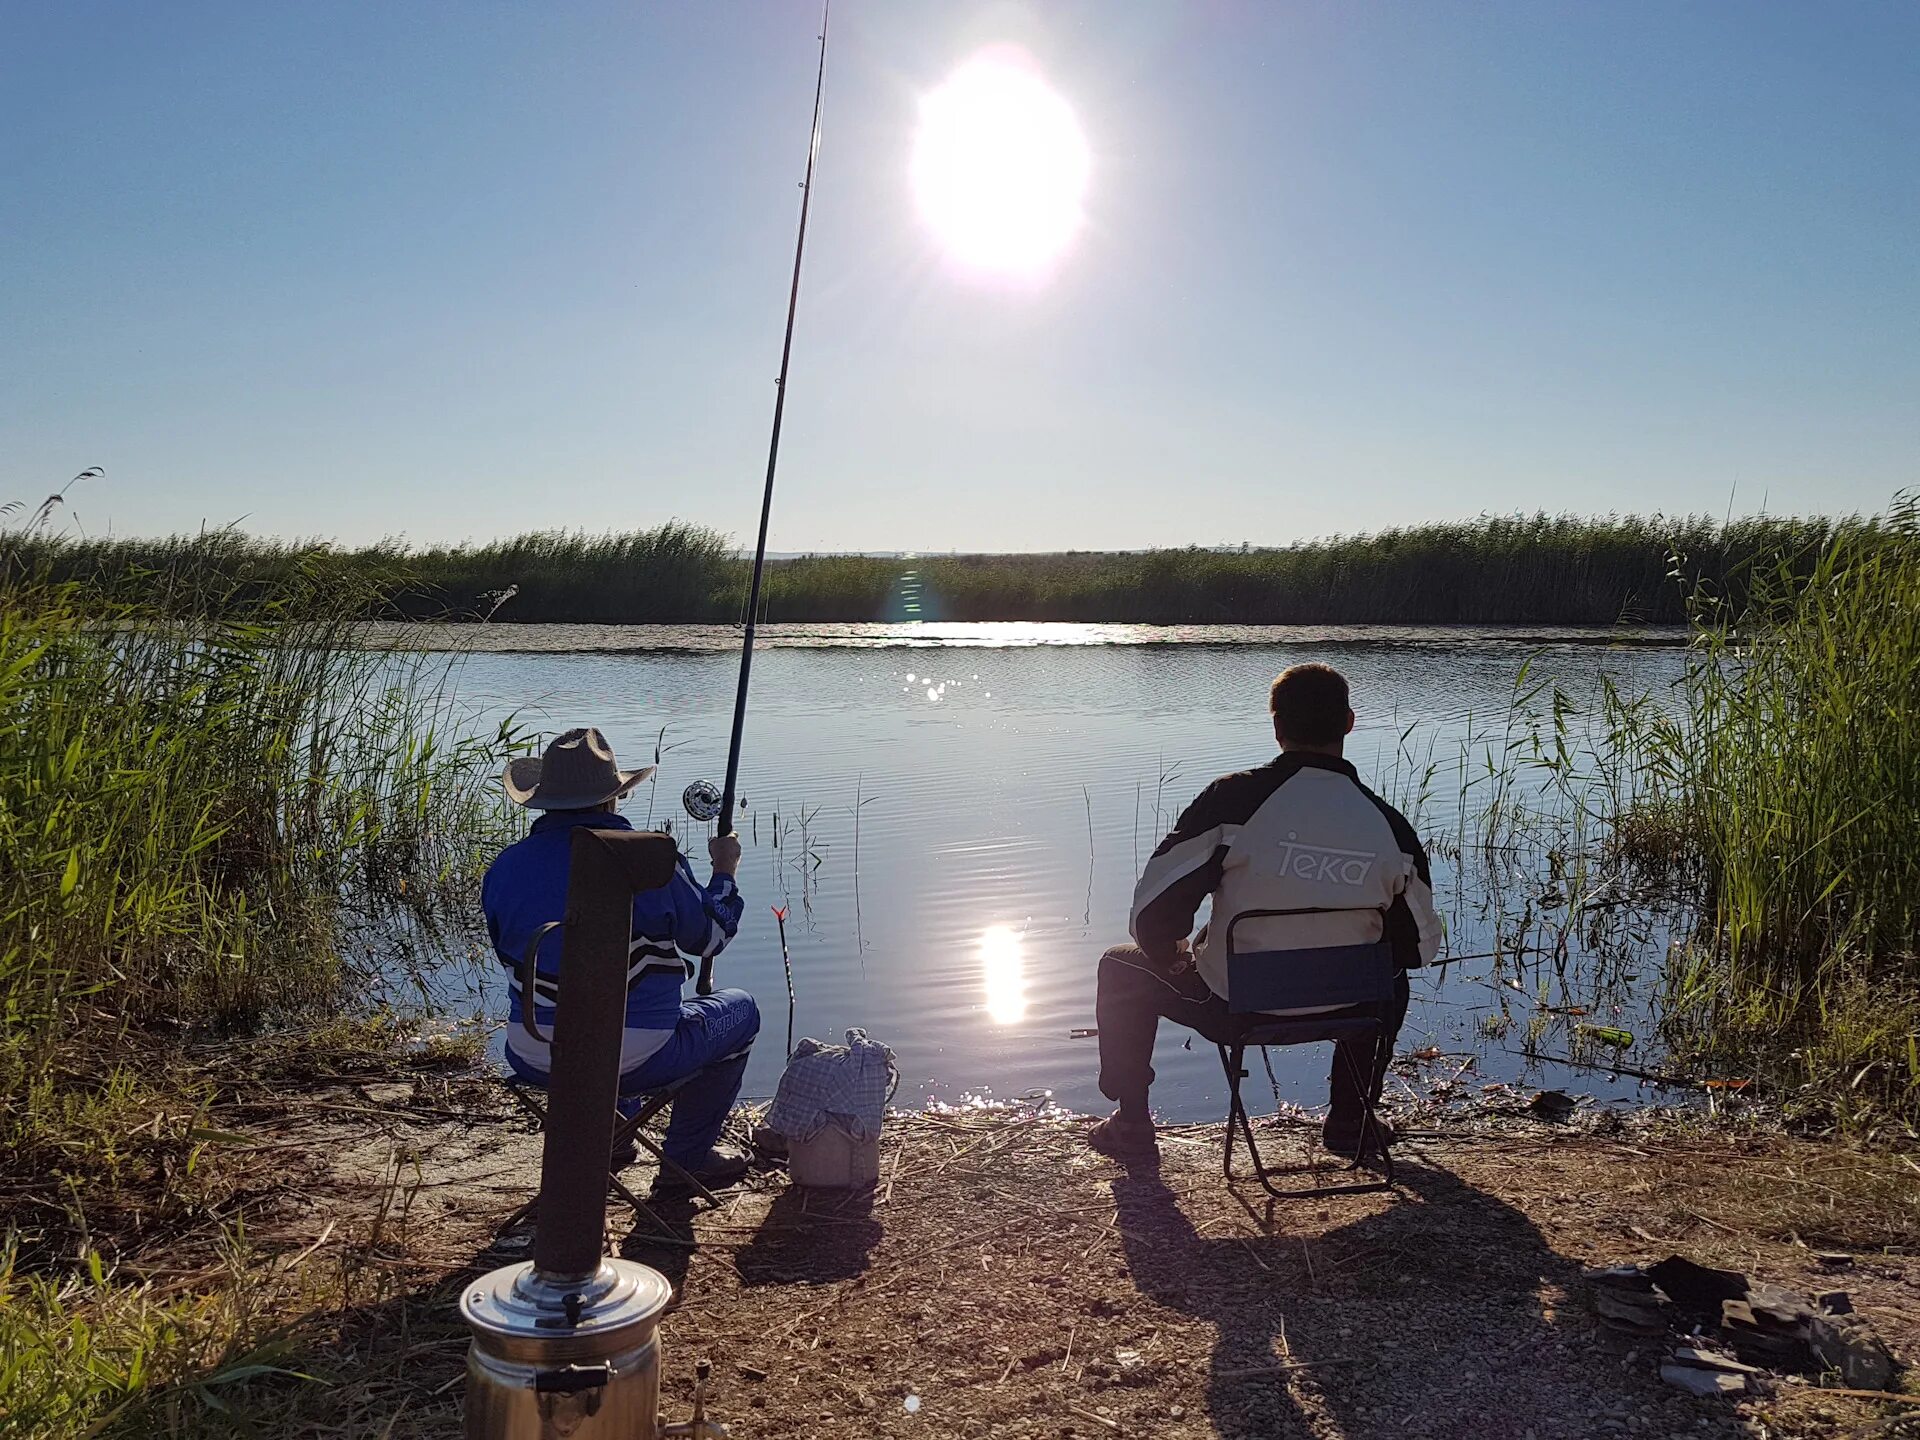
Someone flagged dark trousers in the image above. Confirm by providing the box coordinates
[616,988,760,1165]
[507,988,760,1166]
[1095,945,1409,1122]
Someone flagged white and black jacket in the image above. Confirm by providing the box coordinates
[1129,752,1443,1009]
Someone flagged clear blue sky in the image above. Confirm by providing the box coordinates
[5,2,1915,551]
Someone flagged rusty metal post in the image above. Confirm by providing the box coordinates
[531,826,678,1278]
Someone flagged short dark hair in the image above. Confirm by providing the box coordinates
[1269,663,1350,745]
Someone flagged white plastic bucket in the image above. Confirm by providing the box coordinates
[788,1124,881,1188]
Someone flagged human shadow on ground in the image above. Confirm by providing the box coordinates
[1111,1148,1643,1440]
[733,1186,883,1289]
[616,1194,701,1295]
[484,1173,704,1290]
[615,1183,881,1321]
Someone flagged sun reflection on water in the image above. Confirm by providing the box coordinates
[980,924,1028,1025]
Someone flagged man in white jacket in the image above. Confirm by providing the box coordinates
[1088,664,1443,1160]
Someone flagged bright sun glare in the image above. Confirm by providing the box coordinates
[911,47,1090,281]
[980,924,1028,1025]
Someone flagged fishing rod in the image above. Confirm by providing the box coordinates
[683,0,830,996]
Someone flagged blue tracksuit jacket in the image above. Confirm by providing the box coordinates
[481,811,744,1066]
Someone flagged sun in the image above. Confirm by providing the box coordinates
[910,47,1091,281]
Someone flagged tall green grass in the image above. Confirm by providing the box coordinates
[0,501,529,1431]
[0,530,521,1136]
[15,512,1842,626]
[1604,497,1920,1129]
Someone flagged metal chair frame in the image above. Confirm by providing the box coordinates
[497,1071,719,1240]
[1217,908,1398,1200]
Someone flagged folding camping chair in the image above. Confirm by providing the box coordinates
[497,1068,721,1240]
[497,920,724,1241]
[1217,908,1398,1200]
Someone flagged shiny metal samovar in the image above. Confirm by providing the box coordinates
[463,1259,724,1438]
[461,827,728,1439]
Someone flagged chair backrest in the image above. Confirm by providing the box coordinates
[1223,907,1396,1015]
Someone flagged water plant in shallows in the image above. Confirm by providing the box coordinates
[1522,496,1920,1131]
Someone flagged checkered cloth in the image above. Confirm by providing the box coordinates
[765,1028,898,1143]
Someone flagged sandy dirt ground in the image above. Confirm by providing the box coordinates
[203,1071,1920,1440]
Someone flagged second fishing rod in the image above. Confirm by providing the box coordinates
[683,1,831,996]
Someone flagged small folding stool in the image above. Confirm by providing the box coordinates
[497,1069,721,1240]
[1216,908,1399,1200]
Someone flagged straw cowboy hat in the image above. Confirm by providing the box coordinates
[503,727,655,810]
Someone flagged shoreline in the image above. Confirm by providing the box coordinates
[360,618,1694,655]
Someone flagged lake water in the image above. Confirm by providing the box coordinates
[430,623,1687,1123]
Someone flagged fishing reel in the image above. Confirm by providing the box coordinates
[681,781,724,824]
[682,780,734,1002]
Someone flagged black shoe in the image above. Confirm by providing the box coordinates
[1322,1115,1394,1160]
[610,1139,640,1172]
[1086,1114,1159,1159]
[650,1142,751,1197]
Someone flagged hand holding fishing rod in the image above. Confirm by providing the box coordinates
[707,832,743,878]
[683,1,831,996]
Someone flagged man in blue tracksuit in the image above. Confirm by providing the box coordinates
[482,726,758,1192]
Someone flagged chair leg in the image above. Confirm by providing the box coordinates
[496,1197,537,1236]
[1332,1042,1395,1183]
[501,1069,747,1245]
[1217,1045,1242,1182]
[1220,1044,1285,1193]
[1222,1042,1395,1201]
[612,1092,671,1155]
[616,1086,724,1207]
[504,1083,548,1128]
[1336,1042,1397,1187]
[605,1170,695,1245]
[504,1078,710,1242]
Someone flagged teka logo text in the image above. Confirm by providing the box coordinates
[1265,836,1377,887]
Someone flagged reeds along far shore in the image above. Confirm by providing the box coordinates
[10,511,1848,626]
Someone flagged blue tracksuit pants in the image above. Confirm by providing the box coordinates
[509,988,761,1165]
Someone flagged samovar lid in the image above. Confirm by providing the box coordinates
[463,1256,672,1347]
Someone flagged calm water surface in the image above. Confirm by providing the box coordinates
[431,623,1685,1122]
